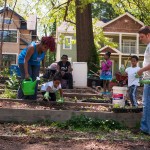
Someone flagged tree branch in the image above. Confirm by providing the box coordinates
[8,0,17,31]
[63,0,75,24]
[42,1,68,18]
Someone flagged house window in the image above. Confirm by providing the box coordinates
[0,18,13,24]
[0,30,17,42]
[63,36,72,49]
[122,40,136,54]
[2,54,16,67]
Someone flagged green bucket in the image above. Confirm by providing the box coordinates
[22,78,37,96]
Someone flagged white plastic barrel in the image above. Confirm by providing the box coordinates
[72,62,87,87]
[112,86,128,107]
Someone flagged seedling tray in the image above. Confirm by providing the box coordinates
[82,99,111,103]
[112,107,143,113]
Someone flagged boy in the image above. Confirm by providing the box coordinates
[41,76,63,101]
[125,56,140,107]
[136,26,150,135]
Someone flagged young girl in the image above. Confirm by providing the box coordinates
[41,76,63,101]
[100,52,112,94]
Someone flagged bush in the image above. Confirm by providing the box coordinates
[0,89,17,99]
[56,114,126,131]
[6,73,20,90]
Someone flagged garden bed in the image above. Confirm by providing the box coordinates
[0,99,110,112]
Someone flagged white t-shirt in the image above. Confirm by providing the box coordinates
[48,63,57,70]
[143,43,150,79]
[125,66,140,87]
[41,81,61,93]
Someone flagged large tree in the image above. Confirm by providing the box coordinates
[75,0,99,72]
[92,0,118,20]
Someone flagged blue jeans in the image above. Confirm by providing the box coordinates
[17,64,40,100]
[140,84,150,134]
[129,85,138,107]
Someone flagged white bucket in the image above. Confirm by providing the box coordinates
[112,86,128,107]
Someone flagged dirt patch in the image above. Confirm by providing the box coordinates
[0,123,150,150]
[0,99,110,112]
[0,137,150,150]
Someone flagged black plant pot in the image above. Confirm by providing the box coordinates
[112,107,143,113]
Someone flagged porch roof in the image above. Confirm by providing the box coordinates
[98,46,122,55]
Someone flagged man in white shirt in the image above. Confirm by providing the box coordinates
[125,55,140,107]
[137,26,150,135]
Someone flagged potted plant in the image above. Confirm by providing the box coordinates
[109,78,118,89]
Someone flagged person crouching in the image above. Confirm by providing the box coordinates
[41,75,63,101]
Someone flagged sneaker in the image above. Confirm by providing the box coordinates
[105,92,111,95]
[140,130,150,135]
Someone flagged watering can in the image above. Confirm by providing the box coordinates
[22,77,39,95]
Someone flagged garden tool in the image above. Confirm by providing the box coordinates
[124,52,132,69]
[90,62,101,69]
[22,77,40,95]
[89,70,99,77]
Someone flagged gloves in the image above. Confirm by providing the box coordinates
[36,77,40,81]
[140,80,150,84]
[103,60,106,63]
[44,92,50,100]
[135,73,140,78]
[61,97,64,102]
[57,97,64,103]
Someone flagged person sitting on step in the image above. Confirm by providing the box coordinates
[57,55,73,89]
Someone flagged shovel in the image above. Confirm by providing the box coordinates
[124,52,132,69]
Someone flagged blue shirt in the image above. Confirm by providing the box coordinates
[18,42,45,66]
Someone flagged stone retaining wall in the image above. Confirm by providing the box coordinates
[0,108,142,128]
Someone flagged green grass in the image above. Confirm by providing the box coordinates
[1,115,150,142]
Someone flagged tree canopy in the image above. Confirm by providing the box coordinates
[1,0,150,68]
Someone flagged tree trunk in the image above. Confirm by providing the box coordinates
[76,0,95,62]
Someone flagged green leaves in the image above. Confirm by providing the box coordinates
[6,73,19,90]
[57,114,126,131]
[0,89,17,99]
[106,0,150,25]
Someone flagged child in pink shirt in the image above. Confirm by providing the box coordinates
[100,52,112,94]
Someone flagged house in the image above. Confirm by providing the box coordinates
[56,12,145,75]
[56,22,77,62]
[99,12,145,75]
[0,7,36,67]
